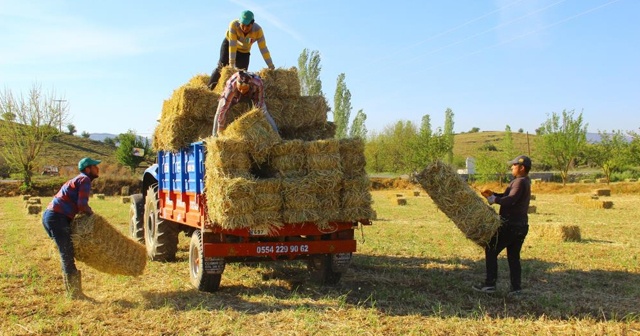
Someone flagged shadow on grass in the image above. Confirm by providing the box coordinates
[136,254,640,322]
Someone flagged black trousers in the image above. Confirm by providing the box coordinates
[207,38,251,89]
[484,220,529,290]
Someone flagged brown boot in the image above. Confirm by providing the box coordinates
[63,270,84,299]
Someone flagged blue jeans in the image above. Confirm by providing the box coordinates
[42,209,77,275]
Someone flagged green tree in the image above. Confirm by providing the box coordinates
[536,109,588,185]
[0,85,67,190]
[584,130,629,184]
[333,73,352,139]
[443,108,455,164]
[349,109,367,139]
[81,131,90,138]
[103,137,116,147]
[66,123,77,135]
[502,125,517,159]
[629,130,640,166]
[115,130,151,172]
[474,152,505,184]
[297,49,324,97]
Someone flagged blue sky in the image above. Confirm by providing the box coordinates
[1,0,638,138]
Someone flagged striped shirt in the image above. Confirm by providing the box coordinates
[46,173,94,219]
[226,20,273,69]
[215,72,267,132]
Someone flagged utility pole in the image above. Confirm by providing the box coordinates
[53,99,67,132]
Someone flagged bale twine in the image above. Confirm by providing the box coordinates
[339,138,366,178]
[257,67,301,98]
[281,177,319,224]
[71,214,147,276]
[253,178,283,231]
[340,176,374,221]
[205,137,252,178]
[121,196,131,204]
[594,188,611,196]
[270,140,307,178]
[205,177,256,229]
[220,108,282,164]
[27,204,42,215]
[416,160,502,247]
[535,223,582,242]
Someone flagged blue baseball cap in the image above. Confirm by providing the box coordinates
[78,157,101,171]
[239,10,254,25]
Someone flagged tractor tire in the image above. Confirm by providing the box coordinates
[129,193,144,243]
[189,230,224,292]
[308,253,350,285]
[144,184,179,261]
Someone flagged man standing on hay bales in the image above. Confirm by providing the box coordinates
[473,155,532,296]
[207,10,275,90]
[41,157,101,299]
[213,70,278,136]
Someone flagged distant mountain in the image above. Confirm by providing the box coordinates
[89,133,118,142]
[586,132,633,143]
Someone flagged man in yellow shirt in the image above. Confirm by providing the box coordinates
[207,10,275,90]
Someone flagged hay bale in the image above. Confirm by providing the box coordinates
[596,178,609,183]
[121,196,131,204]
[528,205,537,214]
[257,67,301,98]
[28,197,41,204]
[281,177,320,224]
[95,194,105,200]
[212,66,239,94]
[530,194,536,200]
[24,198,41,208]
[413,190,421,197]
[341,176,374,221]
[536,224,581,242]
[339,138,366,178]
[267,96,329,130]
[280,122,336,141]
[574,195,614,209]
[396,198,407,206]
[121,186,130,196]
[71,214,147,276]
[305,139,341,171]
[253,178,283,230]
[415,160,502,247]
[204,137,252,178]
[27,204,42,215]
[580,179,594,183]
[205,177,256,229]
[602,201,614,209]
[625,178,637,182]
[187,73,210,87]
[220,108,282,163]
[594,188,611,196]
[22,195,31,201]
[395,193,404,198]
[270,140,307,178]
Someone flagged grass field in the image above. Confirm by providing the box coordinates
[1,186,639,335]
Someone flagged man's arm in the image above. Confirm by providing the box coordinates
[76,176,93,215]
[227,21,239,68]
[252,25,274,69]
[215,78,239,133]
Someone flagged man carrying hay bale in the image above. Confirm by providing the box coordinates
[213,70,278,136]
[473,155,532,296]
[41,157,101,299]
[206,10,275,90]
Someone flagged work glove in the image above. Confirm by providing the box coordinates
[487,195,497,205]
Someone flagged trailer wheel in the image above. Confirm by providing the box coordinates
[129,193,144,243]
[144,184,179,261]
[189,230,223,292]
[308,253,348,285]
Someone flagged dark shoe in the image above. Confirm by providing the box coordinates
[472,282,496,293]
[507,289,523,297]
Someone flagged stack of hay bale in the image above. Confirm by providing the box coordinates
[24,196,42,215]
[153,67,373,232]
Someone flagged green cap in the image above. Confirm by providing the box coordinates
[78,157,101,171]
[239,10,254,25]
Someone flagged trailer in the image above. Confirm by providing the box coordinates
[130,142,370,292]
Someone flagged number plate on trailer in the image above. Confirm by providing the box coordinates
[255,244,309,254]
[249,228,268,236]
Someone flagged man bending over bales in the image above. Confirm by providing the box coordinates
[213,70,278,136]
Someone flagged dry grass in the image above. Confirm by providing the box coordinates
[1,188,639,334]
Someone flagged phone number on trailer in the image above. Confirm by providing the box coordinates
[256,244,309,254]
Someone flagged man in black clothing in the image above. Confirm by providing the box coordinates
[473,155,532,295]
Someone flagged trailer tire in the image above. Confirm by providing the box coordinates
[189,230,223,292]
[308,254,344,285]
[144,184,179,261]
[129,193,144,243]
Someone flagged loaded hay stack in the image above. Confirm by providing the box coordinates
[415,160,502,247]
[153,67,374,232]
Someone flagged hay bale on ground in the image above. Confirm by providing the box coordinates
[220,108,282,164]
[625,178,637,182]
[596,178,609,184]
[530,194,536,200]
[27,204,42,215]
[413,190,421,197]
[257,67,301,98]
[396,198,407,206]
[22,195,31,201]
[580,179,594,183]
[416,160,502,247]
[95,194,105,200]
[121,186,130,196]
[528,205,537,214]
[594,188,611,196]
[72,214,147,276]
[121,196,130,204]
[535,224,581,242]
[395,193,404,198]
[28,197,41,204]
[574,195,614,209]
